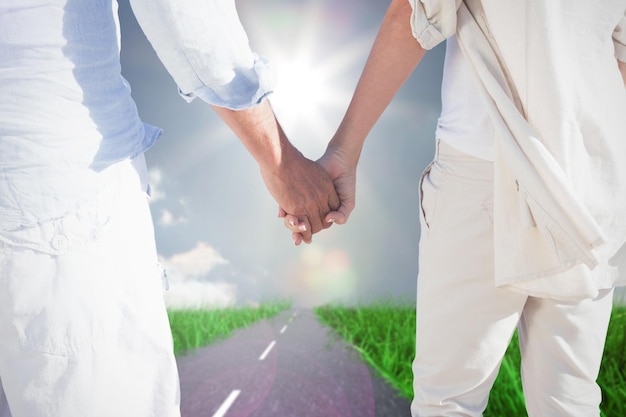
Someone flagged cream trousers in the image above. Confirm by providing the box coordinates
[411,140,614,417]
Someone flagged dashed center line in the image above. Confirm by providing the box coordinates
[258,340,276,361]
[212,314,295,415]
[211,389,240,417]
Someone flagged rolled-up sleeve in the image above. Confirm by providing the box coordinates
[407,0,461,49]
[613,11,626,63]
[129,0,275,110]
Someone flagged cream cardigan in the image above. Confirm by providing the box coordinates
[409,0,626,300]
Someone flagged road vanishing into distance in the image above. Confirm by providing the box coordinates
[176,309,412,417]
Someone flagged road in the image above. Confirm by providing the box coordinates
[176,309,412,417]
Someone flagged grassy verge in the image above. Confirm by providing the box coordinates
[315,303,626,416]
[315,302,415,398]
[168,301,290,356]
[600,307,626,417]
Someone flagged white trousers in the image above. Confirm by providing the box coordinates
[411,141,614,417]
[0,156,180,417]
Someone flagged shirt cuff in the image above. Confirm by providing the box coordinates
[407,0,458,50]
[179,54,276,110]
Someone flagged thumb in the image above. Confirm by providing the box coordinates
[325,202,352,225]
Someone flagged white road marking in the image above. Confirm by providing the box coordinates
[259,340,276,361]
[211,389,240,417]
[289,311,297,322]
[280,325,287,334]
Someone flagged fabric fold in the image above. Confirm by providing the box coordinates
[456,0,626,299]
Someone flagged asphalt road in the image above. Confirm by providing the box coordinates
[176,309,412,417]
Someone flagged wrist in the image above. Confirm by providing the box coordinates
[326,130,362,170]
[258,136,303,177]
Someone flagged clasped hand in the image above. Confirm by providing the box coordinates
[274,148,356,245]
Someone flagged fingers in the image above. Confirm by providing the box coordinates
[284,215,307,233]
[292,232,303,246]
[282,211,305,245]
[319,197,338,231]
[327,183,341,215]
[325,211,344,225]
[308,191,340,234]
[283,213,341,245]
[325,198,353,225]
[283,214,299,229]
[284,215,313,245]
[307,216,323,236]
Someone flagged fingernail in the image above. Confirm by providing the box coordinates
[289,220,296,227]
[298,224,307,232]
[328,218,335,223]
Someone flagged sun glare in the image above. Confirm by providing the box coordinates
[268,50,350,157]
[237,1,375,157]
[256,15,371,157]
[271,56,333,126]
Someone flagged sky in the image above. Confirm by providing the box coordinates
[116,0,446,309]
[117,0,626,309]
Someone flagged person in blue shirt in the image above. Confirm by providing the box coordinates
[0,1,338,415]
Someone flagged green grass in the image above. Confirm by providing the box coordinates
[599,307,626,417]
[315,303,626,416]
[167,301,290,356]
[315,301,415,398]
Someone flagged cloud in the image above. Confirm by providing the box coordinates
[159,241,229,281]
[147,167,188,227]
[158,209,188,227]
[164,281,237,309]
[147,167,166,202]
[159,242,235,308]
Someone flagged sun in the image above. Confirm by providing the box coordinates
[270,54,335,129]
[236,0,374,157]
[266,40,375,157]
[267,47,354,157]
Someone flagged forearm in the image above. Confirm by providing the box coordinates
[211,100,297,173]
[619,60,626,87]
[328,0,426,166]
[213,99,339,236]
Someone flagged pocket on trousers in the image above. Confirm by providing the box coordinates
[419,161,445,230]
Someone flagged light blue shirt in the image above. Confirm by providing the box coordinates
[0,0,274,236]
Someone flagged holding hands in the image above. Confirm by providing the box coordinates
[211,100,356,244]
[279,0,424,244]
[261,144,342,243]
[278,0,425,244]
[211,0,423,247]
[280,142,357,245]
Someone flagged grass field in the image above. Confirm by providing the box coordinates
[167,301,290,356]
[315,303,626,417]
